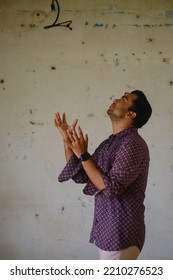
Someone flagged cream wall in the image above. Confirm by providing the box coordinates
[0,0,173,260]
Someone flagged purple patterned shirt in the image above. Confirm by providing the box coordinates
[58,127,150,251]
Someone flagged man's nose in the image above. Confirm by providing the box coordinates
[113,99,118,104]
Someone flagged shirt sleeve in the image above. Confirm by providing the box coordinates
[101,139,148,198]
[58,154,99,195]
[58,154,88,183]
[82,142,107,196]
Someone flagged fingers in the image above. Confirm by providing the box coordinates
[54,112,61,127]
[70,118,78,131]
[62,112,67,124]
[78,125,84,139]
[54,112,67,127]
[84,133,88,144]
[54,112,78,129]
[72,128,80,141]
[67,129,76,143]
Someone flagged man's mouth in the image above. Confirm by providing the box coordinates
[109,101,117,109]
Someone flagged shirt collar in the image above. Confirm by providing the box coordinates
[109,127,138,140]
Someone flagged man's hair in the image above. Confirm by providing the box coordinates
[129,90,152,128]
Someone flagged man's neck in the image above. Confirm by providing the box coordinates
[111,121,134,135]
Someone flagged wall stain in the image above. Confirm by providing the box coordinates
[110,95,115,100]
[31,10,46,22]
[30,121,44,126]
[147,38,153,43]
[0,79,5,91]
[101,54,107,62]
[51,66,56,70]
[29,24,37,28]
[35,213,40,222]
[78,197,86,208]
[165,11,173,18]
[81,202,86,208]
[60,206,65,214]
[169,81,173,86]
[115,58,119,66]
[163,57,170,63]
[87,113,94,117]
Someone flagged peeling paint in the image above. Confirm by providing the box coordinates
[165,10,173,18]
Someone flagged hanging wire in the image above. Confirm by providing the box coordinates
[44,0,72,30]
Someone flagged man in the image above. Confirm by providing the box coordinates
[54,90,152,260]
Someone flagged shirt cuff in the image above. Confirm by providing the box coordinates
[58,154,81,182]
[101,173,120,198]
[83,182,98,196]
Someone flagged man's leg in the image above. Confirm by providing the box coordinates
[98,246,140,260]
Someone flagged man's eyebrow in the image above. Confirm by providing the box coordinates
[122,95,128,99]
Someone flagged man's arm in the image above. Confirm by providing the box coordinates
[63,140,73,162]
[66,126,106,191]
[81,158,105,191]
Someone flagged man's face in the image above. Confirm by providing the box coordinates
[107,92,137,119]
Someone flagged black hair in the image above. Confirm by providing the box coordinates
[129,90,152,128]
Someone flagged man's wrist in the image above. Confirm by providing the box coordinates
[79,152,91,162]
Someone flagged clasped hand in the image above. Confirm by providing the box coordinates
[66,126,88,158]
[54,112,88,158]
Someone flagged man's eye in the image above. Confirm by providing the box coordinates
[121,96,125,100]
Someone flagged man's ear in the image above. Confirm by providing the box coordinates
[126,111,137,119]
